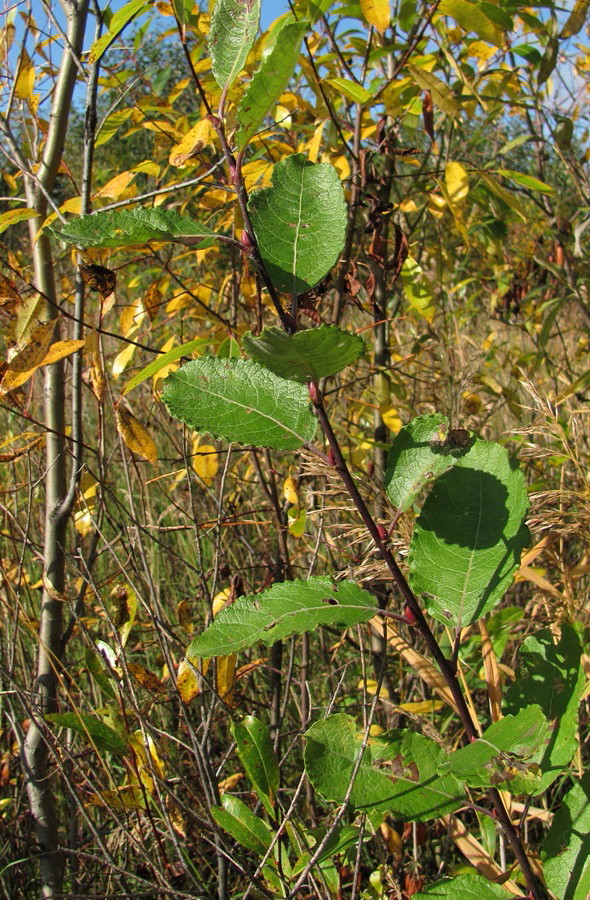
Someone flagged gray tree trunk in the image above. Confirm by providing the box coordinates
[21,2,89,895]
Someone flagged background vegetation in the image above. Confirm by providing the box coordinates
[1,0,589,896]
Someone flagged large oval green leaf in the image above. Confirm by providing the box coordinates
[209,0,261,90]
[408,439,529,627]
[187,576,376,658]
[46,208,217,248]
[304,714,464,822]
[384,414,471,513]
[248,153,347,295]
[243,325,365,382]
[162,357,317,450]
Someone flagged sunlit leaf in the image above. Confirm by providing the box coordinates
[162,357,317,450]
[115,406,157,465]
[248,154,347,294]
[209,0,261,90]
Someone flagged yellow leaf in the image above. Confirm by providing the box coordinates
[94,171,136,200]
[399,198,418,213]
[115,406,157,465]
[283,474,298,505]
[15,48,34,100]
[305,119,326,163]
[192,440,219,485]
[444,161,469,204]
[87,786,144,811]
[398,699,444,714]
[119,297,146,337]
[143,282,162,320]
[129,730,165,793]
[427,192,446,219]
[275,104,292,128]
[169,118,215,166]
[361,678,390,699]
[216,653,237,705]
[177,657,209,703]
[40,338,86,367]
[0,431,43,463]
[218,773,243,793]
[176,598,194,634]
[0,321,56,394]
[360,0,390,31]
[112,341,137,378]
[0,23,15,65]
[0,208,38,235]
[74,472,98,536]
[132,160,161,176]
[212,588,231,618]
[331,154,351,181]
[381,407,402,433]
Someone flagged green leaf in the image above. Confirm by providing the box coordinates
[494,168,554,194]
[45,712,128,756]
[235,20,308,150]
[242,325,365,382]
[231,716,279,815]
[503,624,584,793]
[542,774,590,900]
[326,77,374,105]
[304,714,465,822]
[162,357,317,450]
[211,795,272,856]
[409,439,529,627]
[122,338,210,395]
[187,577,377,658]
[248,153,347,294]
[384,414,472,513]
[479,172,527,222]
[439,706,548,792]
[415,873,513,898]
[406,64,459,117]
[209,0,261,91]
[84,648,117,700]
[89,0,151,62]
[46,208,217,249]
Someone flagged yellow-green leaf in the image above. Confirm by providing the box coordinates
[327,77,373,105]
[560,0,590,38]
[0,208,38,234]
[406,64,459,117]
[401,257,436,323]
[445,161,469,204]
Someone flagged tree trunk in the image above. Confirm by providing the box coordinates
[21,3,89,895]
